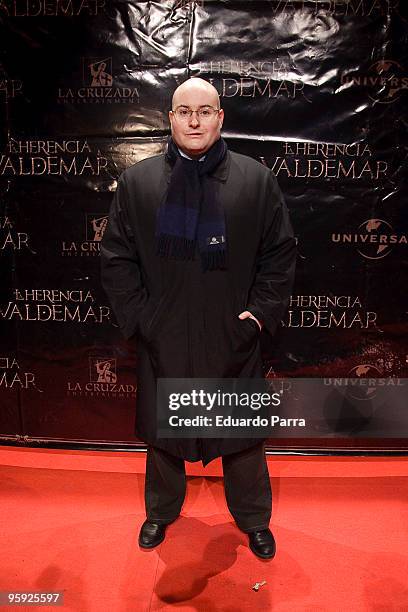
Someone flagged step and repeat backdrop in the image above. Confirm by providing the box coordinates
[0,1,407,450]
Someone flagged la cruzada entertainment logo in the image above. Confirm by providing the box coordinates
[61,213,108,257]
[67,354,136,399]
[57,57,139,105]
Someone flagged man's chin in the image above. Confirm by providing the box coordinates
[186,140,205,149]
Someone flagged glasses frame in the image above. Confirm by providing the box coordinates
[171,105,221,120]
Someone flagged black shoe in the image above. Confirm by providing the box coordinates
[138,520,167,549]
[248,529,276,559]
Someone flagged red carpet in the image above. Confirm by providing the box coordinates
[0,447,407,611]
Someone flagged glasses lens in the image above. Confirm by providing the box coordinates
[176,109,190,119]
[175,108,218,120]
[199,109,214,119]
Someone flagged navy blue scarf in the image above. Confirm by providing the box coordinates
[156,136,228,271]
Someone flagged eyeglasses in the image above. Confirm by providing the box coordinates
[172,106,220,121]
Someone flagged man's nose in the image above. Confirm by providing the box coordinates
[188,111,200,127]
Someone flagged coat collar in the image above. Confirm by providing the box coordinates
[163,148,231,184]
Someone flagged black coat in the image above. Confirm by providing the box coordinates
[100,150,296,465]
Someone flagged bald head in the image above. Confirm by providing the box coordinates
[172,78,220,110]
[169,77,224,159]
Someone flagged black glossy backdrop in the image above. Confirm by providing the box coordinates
[0,1,407,451]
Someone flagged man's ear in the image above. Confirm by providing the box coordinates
[218,109,224,129]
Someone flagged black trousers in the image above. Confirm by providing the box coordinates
[144,441,272,533]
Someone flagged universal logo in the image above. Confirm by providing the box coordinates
[62,213,108,256]
[332,218,407,260]
[324,364,403,402]
[67,353,136,398]
[341,60,408,104]
[57,57,139,105]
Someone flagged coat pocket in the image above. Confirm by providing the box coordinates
[230,291,259,349]
[235,315,259,343]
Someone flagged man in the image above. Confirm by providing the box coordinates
[100,78,296,559]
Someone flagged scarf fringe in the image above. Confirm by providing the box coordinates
[157,234,196,260]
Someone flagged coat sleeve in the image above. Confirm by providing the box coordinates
[246,171,297,336]
[100,172,148,340]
